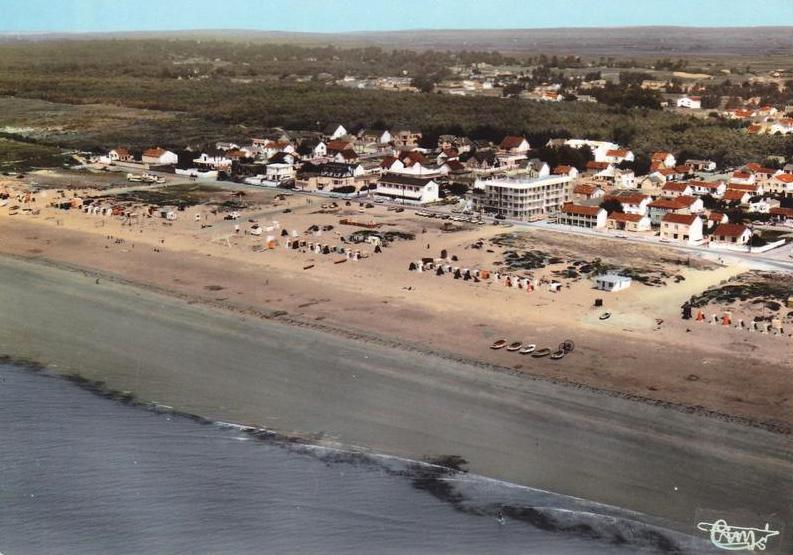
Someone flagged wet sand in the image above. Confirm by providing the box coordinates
[0,254,791,538]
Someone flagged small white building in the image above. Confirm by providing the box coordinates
[375,173,439,204]
[593,273,632,292]
[142,147,178,166]
[265,163,296,182]
[676,96,702,109]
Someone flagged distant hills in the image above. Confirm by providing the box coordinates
[2,26,793,57]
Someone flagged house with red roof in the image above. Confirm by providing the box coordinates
[661,182,693,198]
[660,213,703,244]
[553,165,579,179]
[722,189,751,204]
[142,147,178,166]
[498,136,530,154]
[647,197,685,225]
[651,151,676,169]
[603,149,634,164]
[607,211,652,232]
[688,180,726,197]
[606,192,651,215]
[572,183,605,200]
[711,223,751,246]
[767,173,793,195]
[558,202,607,228]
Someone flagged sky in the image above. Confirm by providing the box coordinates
[2,0,793,33]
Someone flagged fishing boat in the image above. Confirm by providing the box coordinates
[599,312,611,320]
[550,350,566,360]
[531,348,551,358]
[519,344,536,355]
[490,339,507,350]
[506,342,522,352]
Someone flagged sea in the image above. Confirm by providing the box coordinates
[0,363,711,554]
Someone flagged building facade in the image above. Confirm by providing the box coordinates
[472,175,573,221]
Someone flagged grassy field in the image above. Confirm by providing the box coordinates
[0,38,791,166]
[0,137,66,171]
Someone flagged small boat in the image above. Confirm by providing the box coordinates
[550,350,565,360]
[506,342,522,352]
[519,344,536,355]
[599,312,611,320]
[490,339,508,350]
[531,348,552,358]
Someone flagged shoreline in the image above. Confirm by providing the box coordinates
[1,360,706,553]
[4,251,791,436]
[1,252,792,532]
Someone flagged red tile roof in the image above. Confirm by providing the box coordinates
[707,211,726,221]
[606,149,629,157]
[649,198,684,210]
[586,161,610,171]
[608,212,644,222]
[561,202,603,217]
[573,183,599,195]
[774,173,793,183]
[723,189,749,202]
[499,136,527,150]
[662,182,690,192]
[143,147,168,158]
[770,207,793,217]
[728,183,759,192]
[676,195,699,207]
[662,213,698,225]
[553,165,574,175]
[713,223,748,237]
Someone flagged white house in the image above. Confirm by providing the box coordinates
[193,152,232,171]
[326,124,347,140]
[375,173,439,204]
[499,136,531,154]
[603,149,635,164]
[563,139,619,163]
[142,147,178,166]
[108,147,133,162]
[606,193,651,215]
[553,165,579,179]
[688,180,726,197]
[593,273,632,292]
[711,223,751,245]
[685,159,717,172]
[558,203,607,229]
[660,213,703,244]
[661,182,693,198]
[651,151,676,169]
[265,163,296,182]
[676,96,702,109]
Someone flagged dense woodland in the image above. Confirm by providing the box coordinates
[0,39,791,166]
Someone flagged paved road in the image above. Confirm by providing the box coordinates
[0,254,790,545]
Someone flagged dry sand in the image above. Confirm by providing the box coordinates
[1,182,791,429]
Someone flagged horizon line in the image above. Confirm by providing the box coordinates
[3,24,793,36]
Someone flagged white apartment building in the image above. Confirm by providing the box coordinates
[472,175,573,221]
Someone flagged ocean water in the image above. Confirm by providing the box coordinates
[0,363,708,554]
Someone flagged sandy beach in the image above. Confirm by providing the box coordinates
[0,178,791,429]
[0,253,791,538]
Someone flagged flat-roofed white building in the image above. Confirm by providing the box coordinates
[472,175,573,221]
[375,173,439,204]
[593,273,632,292]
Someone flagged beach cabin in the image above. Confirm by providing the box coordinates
[593,273,632,292]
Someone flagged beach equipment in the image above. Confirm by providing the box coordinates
[695,310,705,322]
[519,344,536,355]
[490,339,507,350]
